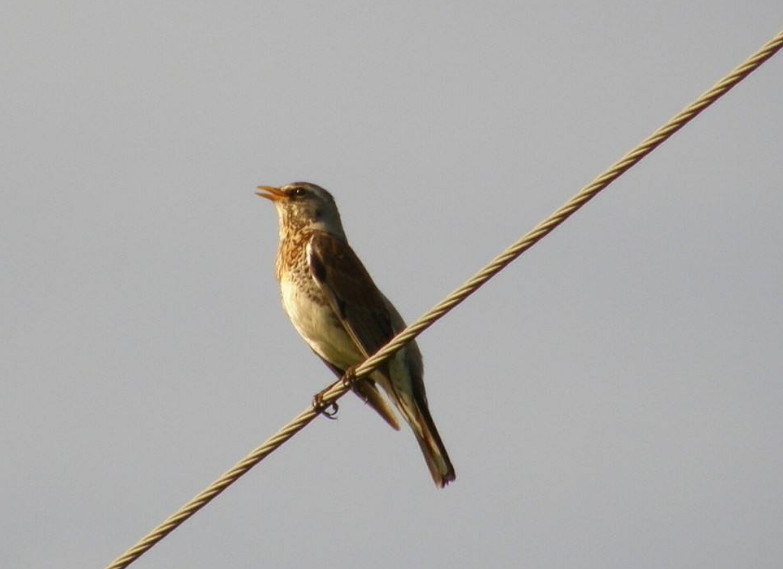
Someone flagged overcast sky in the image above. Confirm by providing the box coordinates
[2,2,782,568]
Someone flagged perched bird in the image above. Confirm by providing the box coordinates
[257,182,455,487]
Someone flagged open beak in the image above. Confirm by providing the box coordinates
[256,186,286,201]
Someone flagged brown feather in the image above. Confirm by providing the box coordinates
[308,231,455,486]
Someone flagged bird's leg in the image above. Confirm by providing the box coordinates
[312,387,339,420]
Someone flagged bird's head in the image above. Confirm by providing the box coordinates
[257,182,346,238]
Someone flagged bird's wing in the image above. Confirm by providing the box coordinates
[308,232,454,485]
[307,231,402,430]
[307,231,396,358]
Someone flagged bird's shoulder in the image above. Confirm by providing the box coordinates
[306,231,395,343]
[306,231,374,288]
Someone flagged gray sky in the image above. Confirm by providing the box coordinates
[3,2,782,568]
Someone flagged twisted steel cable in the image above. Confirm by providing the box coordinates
[105,29,783,569]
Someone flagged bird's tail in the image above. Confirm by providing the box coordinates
[407,400,456,488]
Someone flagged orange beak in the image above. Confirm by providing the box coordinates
[256,186,286,201]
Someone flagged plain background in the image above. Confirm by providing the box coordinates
[2,2,782,568]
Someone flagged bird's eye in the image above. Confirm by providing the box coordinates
[291,188,307,198]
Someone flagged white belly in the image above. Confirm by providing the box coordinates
[280,275,363,369]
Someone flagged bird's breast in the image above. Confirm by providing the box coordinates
[279,273,362,369]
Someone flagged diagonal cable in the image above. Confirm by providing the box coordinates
[104,28,783,569]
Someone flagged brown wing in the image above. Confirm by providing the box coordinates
[307,231,400,430]
[309,232,455,485]
[307,231,396,358]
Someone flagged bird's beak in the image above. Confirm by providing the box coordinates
[256,186,286,202]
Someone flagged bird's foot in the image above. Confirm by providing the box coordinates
[311,366,360,420]
[312,388,339,420]
[342,365,359,388]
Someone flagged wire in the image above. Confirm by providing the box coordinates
[104,28,783,569]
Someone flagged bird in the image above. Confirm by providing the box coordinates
[256,181,455,487]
